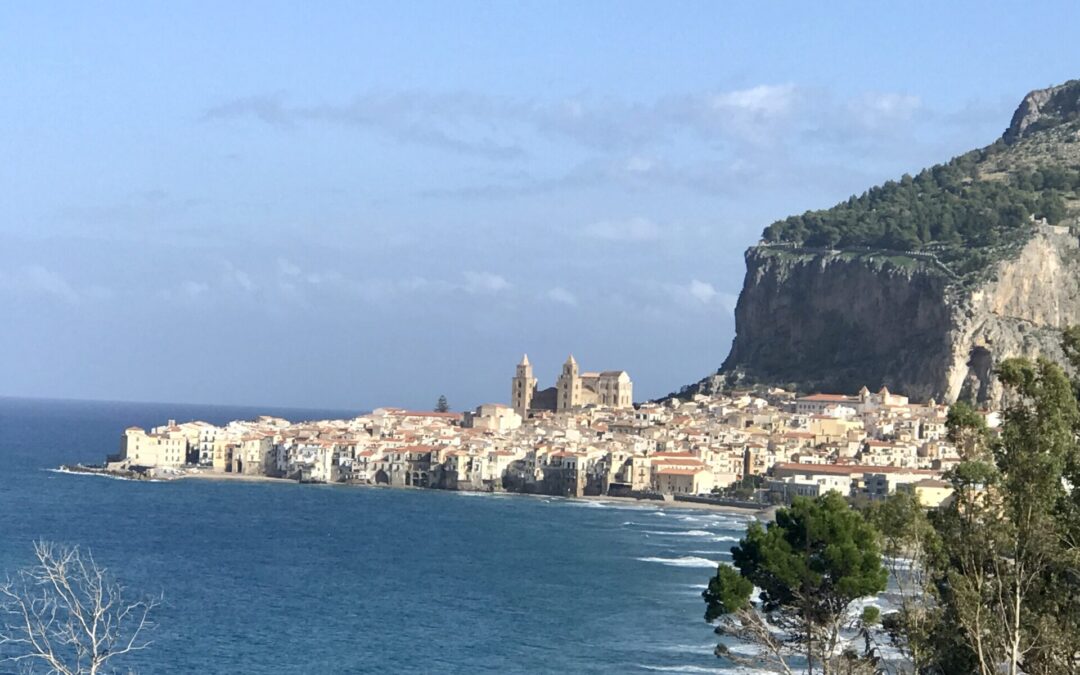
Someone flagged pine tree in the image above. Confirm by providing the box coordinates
[703,492,888,674]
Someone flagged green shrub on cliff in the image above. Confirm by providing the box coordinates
[762,148,1075,256]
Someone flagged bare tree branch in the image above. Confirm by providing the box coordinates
[0,541,160,675]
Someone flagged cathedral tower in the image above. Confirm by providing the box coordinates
[556,354,581,411]
[511,354,537,418]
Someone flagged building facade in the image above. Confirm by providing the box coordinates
[512,354,633,416]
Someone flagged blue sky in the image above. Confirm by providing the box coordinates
[2,2,1078,410]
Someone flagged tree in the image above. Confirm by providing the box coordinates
[703,492,888,674]
[927,358,1080,674]
[434,395,449,413]
[0,541,159,675]
[945,400,989,460]
[866,491,946,673]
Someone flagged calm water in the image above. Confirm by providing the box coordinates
[0,397,752,674]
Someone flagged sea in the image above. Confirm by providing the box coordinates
[0,396,758,674]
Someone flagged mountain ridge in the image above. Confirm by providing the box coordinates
[681,79,1080,405]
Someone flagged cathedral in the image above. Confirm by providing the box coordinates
[511,354,633,417]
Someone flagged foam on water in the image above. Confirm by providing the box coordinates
[563,499,660,512]
[642,529,714,537]
[637,556,722,569]
[638,665,761,674]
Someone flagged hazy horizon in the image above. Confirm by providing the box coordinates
[4,1,1080,410]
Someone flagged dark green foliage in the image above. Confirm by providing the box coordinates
[704,492,887,672]
[945,400,990,460]
[714,474,763,500]
[732,493,887,620]
[702,564,752,620]
[761,150,1074,257]
[435,395,449,413]
[928,357,1080,674]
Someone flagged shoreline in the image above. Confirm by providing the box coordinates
[57,464,766,517]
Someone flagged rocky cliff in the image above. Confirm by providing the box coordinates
[690,81,1080,404]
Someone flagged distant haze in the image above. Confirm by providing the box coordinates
[2,2,1078,410]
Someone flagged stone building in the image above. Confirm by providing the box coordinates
[511,354,633,417]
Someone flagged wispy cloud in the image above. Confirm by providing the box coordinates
[687,280,717,304]
[204,92,525,160]
[203,83,932,165]
[580,217,663,242]
[544,286,578,306]
[462,271,510,294]
[0,265,106,304]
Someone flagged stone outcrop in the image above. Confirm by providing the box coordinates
[712,231,1080,404]
[677,81,1080,406]
[1003,79,1080,144]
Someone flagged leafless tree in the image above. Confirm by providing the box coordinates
[0,541,160,674]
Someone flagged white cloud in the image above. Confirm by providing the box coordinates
[233,270,256,292]
[709,83,797,117]
[687,280,717,304]
[305,271,343,285]
[848,92,922,130]
[181,280,209,298]
[545,287,578,306]
[277,258,301,277]
[462,271,509,294]
[220,261,258,293]
[0,265,83,303]
[580,217,662,242]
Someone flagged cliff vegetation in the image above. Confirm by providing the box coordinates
[761,79,1080,282]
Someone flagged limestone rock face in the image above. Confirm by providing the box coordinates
[1004,79,1080,144]
[713,231,1080,404]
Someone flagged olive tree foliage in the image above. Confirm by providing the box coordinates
[0,541,160,675]
[703,492,888,675]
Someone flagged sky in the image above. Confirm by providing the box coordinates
[2,1,1079,411]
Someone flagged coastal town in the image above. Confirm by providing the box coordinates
[95,354,976,508]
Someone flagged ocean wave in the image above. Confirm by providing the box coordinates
[641,529,714,537]
[563,499,659,512]
[638,665,749,674]
[711,535,739,542]
[636,556,721,569]
[653,643,715,653]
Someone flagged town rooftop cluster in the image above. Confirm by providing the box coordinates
[108,357,985,507]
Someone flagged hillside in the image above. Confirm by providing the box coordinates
[685,79,1080,405]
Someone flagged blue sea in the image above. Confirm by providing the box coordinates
[0,397,754,674]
